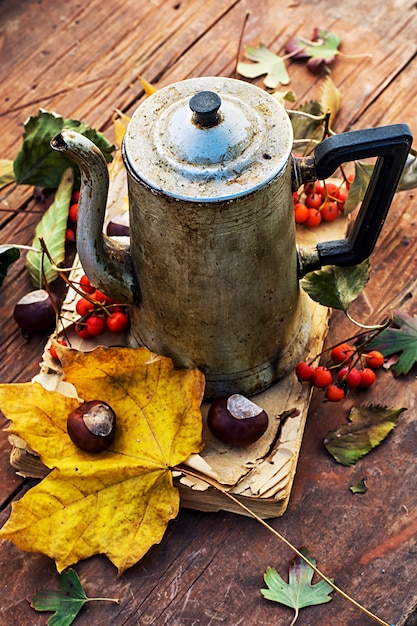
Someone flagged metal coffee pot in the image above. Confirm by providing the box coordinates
[51,77,412,398]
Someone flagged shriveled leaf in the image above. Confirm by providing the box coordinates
[301,260,370,312]
[272,89,297,107]
[291,100,324,143]
[0,346,204,573]
[138,75,157,97]
[0,159,15,190]
[343,161,374,213]
[237,44,290,89]
[29,568,118,626]
[324,405,405,466]
[0,245,20,288]
[368,310,417,375]
[286,28,342,73]
[26,168,73,287]
[14,109,115,189]
[350,478,368,494]
[319,76,341,128]
[397,150,417,191]
[261,547,333,623]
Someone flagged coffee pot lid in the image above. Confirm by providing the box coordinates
[123,76,293,202]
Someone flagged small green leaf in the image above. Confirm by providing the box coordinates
[28,568,119,626]
[261,547,333,624]
[26,167,74,287]
[0,245,20,288]
[0,159,16,190]
[286,28,342,73]
[301,260,370,312]
[350,478,368,494]
[324,405,406,466]
[237,44,290,89]
[343,161,374,213]
[368,310,417,375]
[14,109,115,189]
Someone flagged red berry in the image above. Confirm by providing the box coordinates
[69,203,78,223]
[313,366,332,388]
[337,366,361,389]
[75,321,91,339]
[294,202,309,224]
[49,339,68,361]
[321,201,338,222]
[314,181,326,197]
[325,384,346,402]
[86,315,107,336]
[305,193,323,209]
[71,190,80,204]
[106,311,129,334]
[359,368,376,388]
[76,297,95,317]
[335,188,348,211]
[305,208,322,228]
[324,182,338,198]
[365,350,384,369]
[79,274,95,295]
[65,227,76,242]
[93,289,114,305]
[330,343,355,365]
[295,361,315,382]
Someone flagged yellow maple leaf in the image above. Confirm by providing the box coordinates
[0,346,205,574]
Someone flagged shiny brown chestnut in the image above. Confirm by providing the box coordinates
[67,400,116,452]
[13,289,60,334]
[207,394,268,447]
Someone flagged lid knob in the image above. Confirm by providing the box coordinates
[189,91,222,128]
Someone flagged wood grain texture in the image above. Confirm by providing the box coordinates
[1,0,417,624]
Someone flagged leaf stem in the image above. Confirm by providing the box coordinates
[85,597,120,604]
[176,465,391,626]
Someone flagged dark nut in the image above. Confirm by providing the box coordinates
[13,289,60,334]
[67,400,116,452]
[207,394,268,447]
[106,212,130,237]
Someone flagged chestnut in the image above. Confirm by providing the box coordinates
[13,289,60,334]
[106,212,130,237]
[207,394,268,447]
[67,400,116,452]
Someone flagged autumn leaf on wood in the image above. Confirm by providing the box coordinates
[0,158,15,190]
[286,28,342,73]
[261,547,333,625]
[368,310,417,375]
[0,346,205,574]
[28,568,119,626]
[237,44,290,89]
[324,405,405,466]
[301,260,370,313]
[319,76,341,129]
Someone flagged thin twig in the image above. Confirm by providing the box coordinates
[176,465,391,626]
[234,10,251,77]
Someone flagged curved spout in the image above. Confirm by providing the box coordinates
[51,130,139,305]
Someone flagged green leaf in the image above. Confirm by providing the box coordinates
[26,167,73,287]
[324,405,405,466]
[0,159,16,190]
[261,547,333,624]
[14,109,115,189]
[343,161,374,213]
[368,310,417,375]
[350,478,368,494]
[237,44,290,89]
[291,100,324,142]
[0,245,20,288]
[301,260,370,312]
[28,568,119,626]
[286,28,342,73]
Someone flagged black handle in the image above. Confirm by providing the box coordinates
[313,124,412,267]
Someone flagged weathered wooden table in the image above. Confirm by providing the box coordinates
[1,1,417,624]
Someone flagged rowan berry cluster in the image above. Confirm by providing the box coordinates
[66,189,80,243]
[293,176,353,227]
[48,274,130,360]
[295,341,384,402]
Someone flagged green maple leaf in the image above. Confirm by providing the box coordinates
[28,568,119,626]
[324,405,405,466]
[368,310,417,375]
[261,548,333,624]
[301,260,370,313]
[237,44,290,89]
